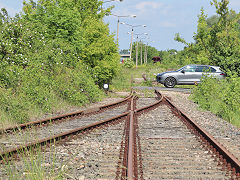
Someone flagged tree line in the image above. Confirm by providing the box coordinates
[0,0,120,123]
[174,0,240,76]
[128,0,240,77]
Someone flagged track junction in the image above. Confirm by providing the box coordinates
[0,90,239,179]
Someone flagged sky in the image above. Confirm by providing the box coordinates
[1,0,240,51]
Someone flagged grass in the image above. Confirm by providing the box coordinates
[112,64,240,128]
[0,92,101,130]
[131,88,156,98]
[111,63,196,91]
[191,77,240,128]
[0,110,19,129]
[1,140,66,179]
[174,85,195,89]
[111,64,167,91]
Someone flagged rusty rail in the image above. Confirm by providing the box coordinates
[124,89,240,179]
[0,112,129,162]
[127,99,134,179]
[0,93,133,134]
[123,91,164,180]
[163,94,240,177]
[2,89,239,179]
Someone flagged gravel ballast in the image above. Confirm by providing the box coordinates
[137,105,229,179]
[161,91,240,161]
[0,90,239,179]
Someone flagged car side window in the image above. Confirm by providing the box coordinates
[210,67,216,72]
[196,66,216,72]
[196,66,206,72]
[184,65,196,72]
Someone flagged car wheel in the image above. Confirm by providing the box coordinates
[164,77,176,88]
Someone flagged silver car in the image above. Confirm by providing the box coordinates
[156,64,226,88]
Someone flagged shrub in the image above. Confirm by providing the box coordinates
[191,76,240,126]
[0,88,29,124]
[123,58,134,68]
[0,1,115,124]
[53,64,103,106]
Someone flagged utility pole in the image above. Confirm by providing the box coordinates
[117,17,120,42]
[144,43,148,64]
[144,43,146,64]
[130,28,133,59]
[134,33,148,68]
[111,14,136,43]
[135,38,139,68]
[120,22,146,59]
[140,40,143,65]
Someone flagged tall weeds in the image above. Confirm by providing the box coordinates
[191,76,240,127]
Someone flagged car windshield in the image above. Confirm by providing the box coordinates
[176,66,185,72]
[177,65,197,72]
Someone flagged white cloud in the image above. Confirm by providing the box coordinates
[160,22,176,28]
[134,1,173,17]
[136,1,163,12]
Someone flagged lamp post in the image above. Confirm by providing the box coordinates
[111,14,136,42]
[139,40,142,65]
[139,37,148,65]
[141,41,145,65]
[143,41,148,64]
[137,39,147,64]
[138,36,148,64]
[144,42,148,64]
[122,23,146,59]
[134,33,148,68]
[144,40,154,64]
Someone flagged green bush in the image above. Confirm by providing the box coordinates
[54,64,103,106]
[0,1,116,125]
[191,76,240,126]
[0,88,29,124]
[123,58,134,68]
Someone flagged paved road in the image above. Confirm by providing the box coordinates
[132,86,192,94]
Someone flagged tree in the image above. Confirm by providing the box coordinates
[0,0,122,122]
[208,0,240,75]
[174,0,240,75]
[21,0,120,85]
[174,33,189,46]
[206,15,219,27]
[120,49,130,54]
[131,42,159,65]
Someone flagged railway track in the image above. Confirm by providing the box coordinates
[0,94,134,161]
[0,104,128,152]
[137,105,229,179]
[0,90,239,179]
[0,94,133,135]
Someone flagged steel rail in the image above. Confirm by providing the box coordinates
[125,91,164,180]
[127,97,135,179]
[163,94,240,177]
[2,89,238,178]
[120,95,136,179]
[0,93,133,135]
[0,111,130,162]
[126,89,240,179]
[133,90,163,116]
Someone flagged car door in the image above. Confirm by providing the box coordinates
[195,65,209,82]
[198,66,218,80]
[177,65,197,84]
[204,66,218,78]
